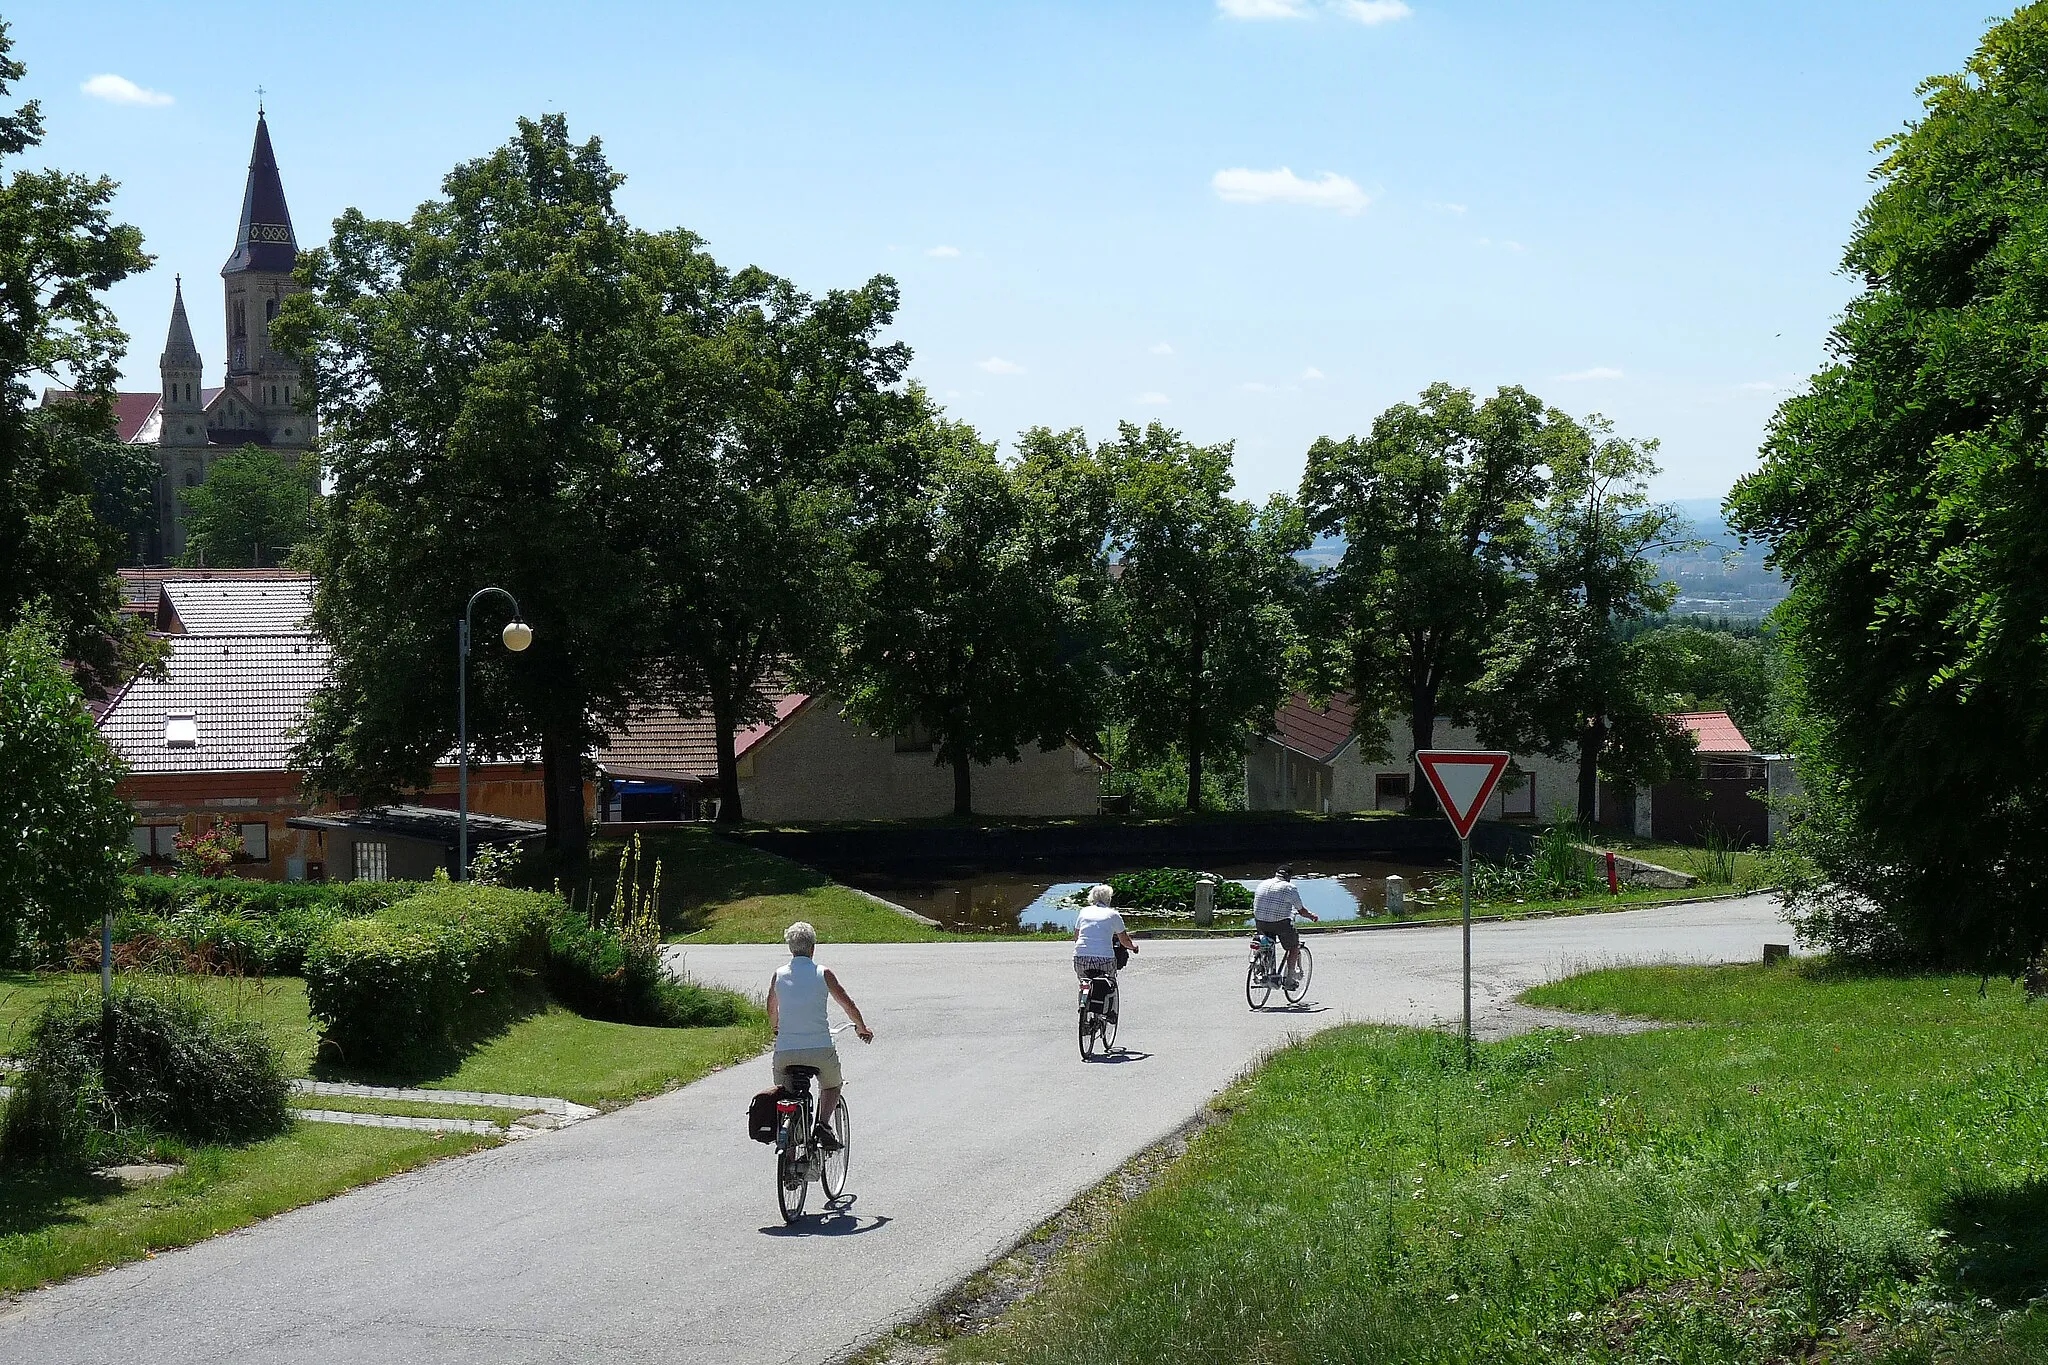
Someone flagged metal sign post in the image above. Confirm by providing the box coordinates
[1416,750,1511,1070]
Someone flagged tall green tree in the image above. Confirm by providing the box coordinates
[0,617,130,966]
[0,22,157,699]
[1627,623,1784,753]
[1299,384,1557,813]
[1106,422,1306,811]
[834,412,1110,816]
[1482,416,1694,822]
[630,233,916,823]
[1728,5,2048,971]
[278,115,659,862]
[177,444,318,568]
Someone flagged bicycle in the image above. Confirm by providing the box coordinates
[771,1026,856,1224]
[1077,969,1119,1060]
[1246,929,1312,1010]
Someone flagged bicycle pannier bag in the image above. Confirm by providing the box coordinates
[1114,940,1130,970]
[748,1088,782,1144]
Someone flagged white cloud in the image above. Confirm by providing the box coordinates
[977,356,1025,375]
[1301,366,1325,380]
[1212,166,1369,215]
[1336,0,1412,23]
[81,74,173,107]
[924,245,961,258]
[1556,367,1624,382]
[1150,341,1175,356]
[1217,0,1312,17]
[1136,391,1171,406]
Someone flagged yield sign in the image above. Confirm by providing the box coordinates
[1416,750,1511,841]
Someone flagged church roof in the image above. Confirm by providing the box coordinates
[161,276,201,368]
[221,112,297,274]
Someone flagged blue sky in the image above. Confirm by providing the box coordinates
[15,1,1995,502]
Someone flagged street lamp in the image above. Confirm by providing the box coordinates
[458,587,533,881]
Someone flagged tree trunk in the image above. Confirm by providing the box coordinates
[711,702,744,824]
[1576,714,1605,826]
[1185,621,1207,811]
[1407,700,1438,816]
[539,724,588,867]
[952,750,973,817]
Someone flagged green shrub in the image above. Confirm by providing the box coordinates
[0,981,290,1169]
[302,883,556,1070]
[123,875,418,922]
[1064,868,1255,915]
[544,914,741,1028]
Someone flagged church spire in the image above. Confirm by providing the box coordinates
[161,275,201,370]
[221,110,297,275]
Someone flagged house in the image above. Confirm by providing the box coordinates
[96,573,547,881]
[601,689,1105,823]
[1598,710,1779,846]
[1245,691,1585,824]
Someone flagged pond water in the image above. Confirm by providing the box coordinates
[837,859,1448,934]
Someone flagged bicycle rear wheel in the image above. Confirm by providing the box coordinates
[1284,944,1314,1005]
[776,1125,810,1223]
[1101,986,1119,1053]
[820,1100,851,1200]
[1246,952,1273,1010]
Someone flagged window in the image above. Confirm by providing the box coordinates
[893,723,934,753]
[1499,767,1535,817]
[352,841,389,882]
[236,822,270,861]
[164,711,197,748]
[131,824,179,862]
[1374,772,1411,811]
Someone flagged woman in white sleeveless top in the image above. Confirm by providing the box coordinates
[766,921,873,1151]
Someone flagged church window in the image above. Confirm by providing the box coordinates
[233,300,246,337]
[265,298,278,322]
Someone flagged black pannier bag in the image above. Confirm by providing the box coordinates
[748,1088,782,1144]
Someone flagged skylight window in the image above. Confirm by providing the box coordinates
[165,711,197,748]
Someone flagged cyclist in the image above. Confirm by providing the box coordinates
[1072,883,1138,1018]
[766,921,873,1152]
[1251,865,1319,986]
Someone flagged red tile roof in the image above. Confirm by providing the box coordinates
[601,686,809,780]
[1271,691,1360,764]
[40,389,161,443]
[1673,710,1753,754]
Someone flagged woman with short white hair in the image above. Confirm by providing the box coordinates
[1072,882,1138,985]
[766,921,873,1151]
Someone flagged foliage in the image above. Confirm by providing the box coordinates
[835,413,1110,816]
[301,883,556,1070]
[1063,868,1253,915]
[969,963,2048,1364]
[172,818,243,879]
[1300,383,1563,813]
[1095,727,1244,814]
[0,618,131,966]
[1435,822,1603,904]
[1,981,290,1170]
[110,876,417,975]
[0,22,160,699]
[1481,416,1696,820]
[175,444,318,569]
[1727,7,2048,972]
[1628,622,1787,753]
[544,834,741,1026]
[463,843,522,888]
[1106,422,1308,811]
[279,115,663,864]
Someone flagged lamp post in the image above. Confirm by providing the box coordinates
[458,587,533,881]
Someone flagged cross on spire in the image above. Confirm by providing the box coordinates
[256,85,265,113]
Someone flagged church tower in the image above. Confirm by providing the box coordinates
[219,109,309,448]
[158,276,204,450]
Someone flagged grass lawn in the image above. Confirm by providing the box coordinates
[954,962,2048,1364]
[0,1122,492,1294]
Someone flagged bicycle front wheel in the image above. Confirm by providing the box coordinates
[1246,954,1273,1011]
[1284,944,1314,1005]
[776,1128,809,1223]
[821,1100,851,1200]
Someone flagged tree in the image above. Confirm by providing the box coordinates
[1299,384,1557,813]
[177,444,318,568]
[1627,622,1783,752]
[629,234,916,824]
[834,411,1110,816]
[0,22,157,699]
[0,617,131,966]
[278,116,660,863]
[1481,416,1695,822]
[1106,422,1306,811]
[1729,5,2048,972]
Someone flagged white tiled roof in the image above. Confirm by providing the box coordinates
[162,577,313,634]
[98,633,329,774]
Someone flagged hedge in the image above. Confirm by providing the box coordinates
[108,877,422,975]
[302,883,557,1070]
[544,915,743,1028]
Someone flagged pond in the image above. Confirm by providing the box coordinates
[836,859,1448,934]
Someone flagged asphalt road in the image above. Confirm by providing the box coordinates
[0,895,1794,1365]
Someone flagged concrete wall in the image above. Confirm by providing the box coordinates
[737,701,1102,822]
[1246,721,1583,823]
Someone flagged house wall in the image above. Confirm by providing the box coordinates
[1246,722,1582,823]
[737,701,1102,822]
[1245,740,1335,813]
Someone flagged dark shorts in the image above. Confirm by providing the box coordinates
[1254,918,1299,953]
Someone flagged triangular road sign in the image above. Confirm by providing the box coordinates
[1416,750,1511,841]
